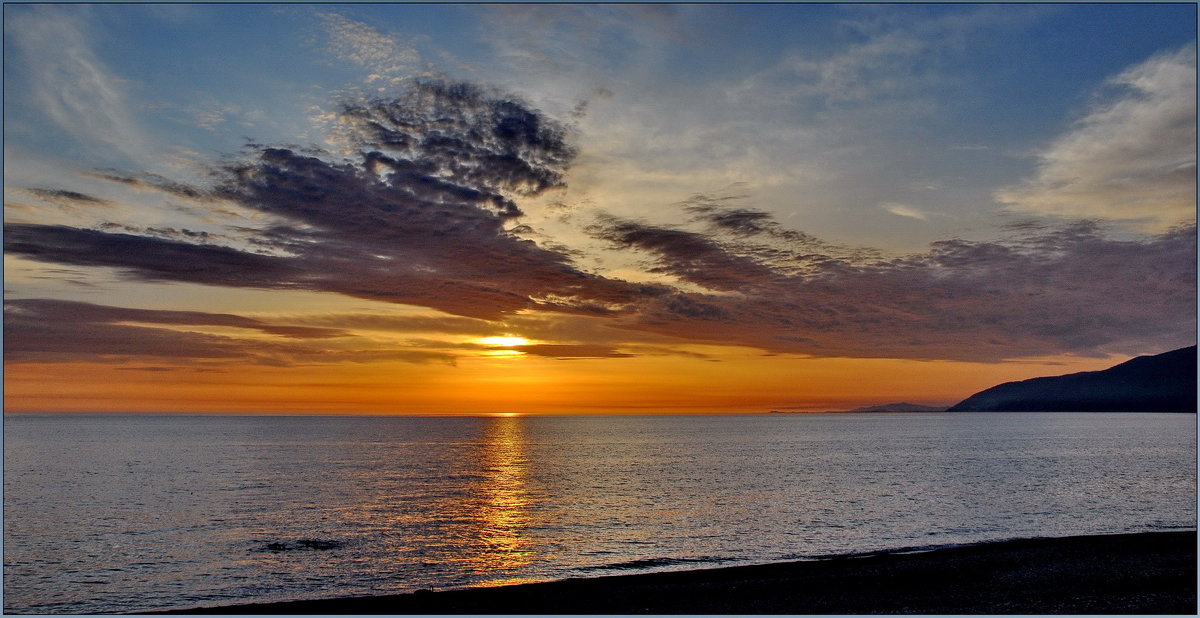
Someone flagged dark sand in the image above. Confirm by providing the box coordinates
[163,530,1196,615]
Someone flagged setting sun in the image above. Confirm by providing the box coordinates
[478,336,531,347]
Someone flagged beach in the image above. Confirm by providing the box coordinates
[163,530,1196,615]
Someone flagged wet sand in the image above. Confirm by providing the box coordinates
[163,530,1196,614]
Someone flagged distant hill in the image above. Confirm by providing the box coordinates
[948,346,1197,412]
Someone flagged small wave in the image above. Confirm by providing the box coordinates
[779,542,973,562]
[223,484,272,491]
[1141,523,1196,530]
[779,529,1199,564]
[577,555,741,572]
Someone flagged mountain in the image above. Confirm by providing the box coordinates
[948,346,1197,412]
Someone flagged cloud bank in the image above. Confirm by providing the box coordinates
[591,215,1194,360]
[3,298,456,366]
[6,78,1194,364]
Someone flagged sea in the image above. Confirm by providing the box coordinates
[3,412,1196,614]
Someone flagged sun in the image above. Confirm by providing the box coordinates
[477,336,530,347]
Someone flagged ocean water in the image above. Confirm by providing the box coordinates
[3,412,1196,614]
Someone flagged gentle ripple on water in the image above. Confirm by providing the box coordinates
[3,412,1196,614]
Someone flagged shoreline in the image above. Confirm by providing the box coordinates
[159,530,1197,615]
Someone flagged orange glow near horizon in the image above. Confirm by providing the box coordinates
[2,350,1132,415]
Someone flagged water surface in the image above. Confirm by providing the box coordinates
[4,413,1195,613]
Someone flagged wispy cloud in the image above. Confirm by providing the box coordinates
[7,299,347,339]
[319,12,420,84]
[477,4,681,79]
[191,103,243,131]
[996,45,1197,228]
[515,344,635,359]
[729,6,1028,114]
[589,215,779,293]
[22,188,113,206]
[880,203,930,221]
[6,6,152,161]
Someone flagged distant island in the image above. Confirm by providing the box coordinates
[949,346,1197,412]
[770,402,948,414]
[838,402,948,413]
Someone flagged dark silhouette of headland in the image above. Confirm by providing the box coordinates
[949,346,1197,412]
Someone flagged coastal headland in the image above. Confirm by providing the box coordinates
[162,530,1196,615]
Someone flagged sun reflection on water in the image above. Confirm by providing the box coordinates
[467,415,535,581]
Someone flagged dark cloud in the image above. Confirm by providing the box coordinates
[98,222,235,245]
[7,80,653,321]
[4,300,285,364]
[24,187,112,205]
[6,78,1194,363]
[678,191,883,272]
[85,170,211,201]
[5,299,347,339]
[4,318,252,364]
[334,79,577,201]
[3,299,454,366]
[596,213,1196,360]
[589,215,777,292]
[696,207,774,236]
[4,224,300,287]
[515,344,634,359]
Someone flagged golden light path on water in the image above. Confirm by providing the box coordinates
[468,415,539,586]
[330,415,544,589]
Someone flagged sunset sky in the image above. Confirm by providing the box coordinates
[4,3,1196,414]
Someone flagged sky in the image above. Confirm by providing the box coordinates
[3,3,1196,414]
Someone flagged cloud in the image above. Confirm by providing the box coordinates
[319,12,420,83]
[4,300,295,364]
[8,188,116,224]
[285,313,496,336]
[5,224,301,287]
[7,78,1193,363]
[332,80,579,198]
[995,45,1197,228]
[590,210,1196,361]
[514,344,634,359]
[84,171,215,201]
[2,299,455,366]
[6,299,347,339]
[7,80,652,322]
[193,104,239,131]
[589,215,779,293]
[6,6,152,161]
[22,188,113,206]
[880,203,929,220]
[729,6,1024,114]
[478,5,680,78]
